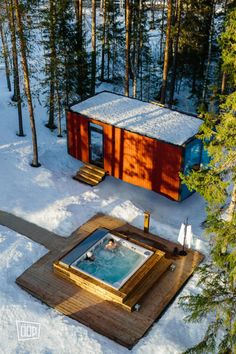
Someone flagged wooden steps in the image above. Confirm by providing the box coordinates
[54,243,170,312]
[121,251,164,297]
[73,163,106,186]
[123,257,172,311]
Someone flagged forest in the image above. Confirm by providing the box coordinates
[0,0,233,154]
[0,1,236,353]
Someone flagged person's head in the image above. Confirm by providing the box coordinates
[86,251,93,259]
[108,239,115,245]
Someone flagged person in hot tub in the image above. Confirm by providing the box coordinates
[105,238,118,251]
[85,251,95,261]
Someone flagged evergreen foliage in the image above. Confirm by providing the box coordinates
[97,0,124,83]
[179,7,236,354]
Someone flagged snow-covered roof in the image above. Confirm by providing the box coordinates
[70,92,203,146]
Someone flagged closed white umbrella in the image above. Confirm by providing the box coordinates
[178,218,192,256]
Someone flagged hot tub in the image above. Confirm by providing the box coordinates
[71,233,153,289]
[59,228,153,289]
[54,228,165,311]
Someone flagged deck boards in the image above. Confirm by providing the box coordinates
[54,247,168,311]
[16,213,204,349]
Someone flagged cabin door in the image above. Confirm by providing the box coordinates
[89,122,104,168]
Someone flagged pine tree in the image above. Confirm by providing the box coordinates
[100,0,106,81]
[98,1,124,84]
[4,0,24,136]
[74,0,90,99]
[45,0,57,130]
[131,0,142,98]
[125,0,130,96]
[160,0,172,104]
[168,0,182,106]
[14,0,40,167]
[159,0,166,62]
[179,7,236,353]
[0,21,11,92]
[201,0,215,107]
[40,0,82,135]
[136,0,155,100]
[176,0,216,100]
[91,0,96,95]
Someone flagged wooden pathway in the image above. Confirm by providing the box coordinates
[15,213,204,349]
[0,210,66,251]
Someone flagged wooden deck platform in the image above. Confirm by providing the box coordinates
[16,214,204,349]
[53,235,170,312]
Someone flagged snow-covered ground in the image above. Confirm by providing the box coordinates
[0,64,209,353]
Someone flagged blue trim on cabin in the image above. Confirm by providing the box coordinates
[180,138,210,200]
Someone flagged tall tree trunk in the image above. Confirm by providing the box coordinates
[226,183,236,222]
[202,0,215,103]
[150,0,155,30]
[107,6,110,80]
[100,0,106,81]
[0,24,12,92]
[220,0,228,96]
[159,0,166,61]
[160,0,172,104]
[7,0,24,136]
[132,0,142,98]
[139,9,143,100]
[64,51,69,107]
[169,0,182,106]
[75,0,87,99]
[55,78,62,138]
[100,0,103,12]
[46,0,57,130]
[111,4,116,80]
[221,72,226,94]
[75,0,83,51]
[91,0,96,94]
[125,0,130,96]
[14,0,40,167]
[120,0,124,15]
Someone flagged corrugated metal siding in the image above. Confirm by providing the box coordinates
[67,112,89,162]
[67,111,183,201]
[67,111,78,158]
[80,115,89,162]
[157,142,183,200]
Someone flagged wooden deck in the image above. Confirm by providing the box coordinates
[16,213,204,349]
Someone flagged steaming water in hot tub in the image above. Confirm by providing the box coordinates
[70,233,153,289]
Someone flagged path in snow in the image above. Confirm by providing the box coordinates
[0,210,65,251]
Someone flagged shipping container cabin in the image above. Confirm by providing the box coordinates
[67,92,206,201]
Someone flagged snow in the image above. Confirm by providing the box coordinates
[71,92,203,146]
[0,65,209,353]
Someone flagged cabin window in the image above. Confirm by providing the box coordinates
[89,122,104,168]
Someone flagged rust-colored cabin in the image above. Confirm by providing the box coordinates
[67,92,206,201]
